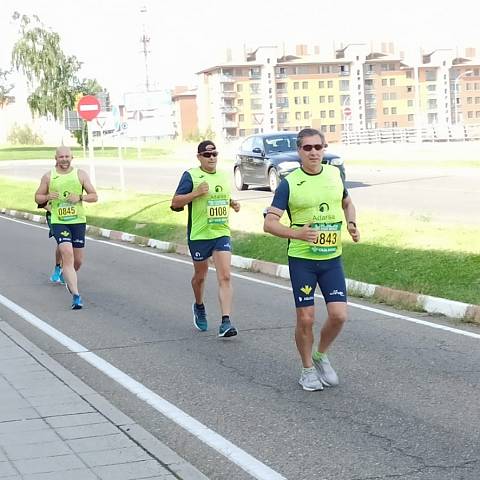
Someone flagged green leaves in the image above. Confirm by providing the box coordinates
[10,12,98,121]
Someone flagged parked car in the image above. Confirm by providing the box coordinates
[233,132,345,192]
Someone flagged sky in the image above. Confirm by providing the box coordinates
[2,0,480,104]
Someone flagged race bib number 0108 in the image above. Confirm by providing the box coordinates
[207,199,228,224]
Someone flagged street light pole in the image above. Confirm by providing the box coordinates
[453,70,473,124]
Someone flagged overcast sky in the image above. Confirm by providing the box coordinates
[2,0,479,103]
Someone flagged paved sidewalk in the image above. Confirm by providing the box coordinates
[0,322,208,480]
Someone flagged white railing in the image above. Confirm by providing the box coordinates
[341,124,480,144]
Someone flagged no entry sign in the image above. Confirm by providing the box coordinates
[77,95,101,121]
[343,106,352,117]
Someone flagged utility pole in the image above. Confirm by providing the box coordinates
[140,5,150,92]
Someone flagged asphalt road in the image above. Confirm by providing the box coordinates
[1,216,480,479]
[1,160,479,225]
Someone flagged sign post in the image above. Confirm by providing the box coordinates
[77,95,101,185]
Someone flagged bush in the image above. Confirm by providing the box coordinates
[7,123,43,145]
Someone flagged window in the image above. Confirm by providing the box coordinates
[321,65,331,73]
[340,80,349,91]
[425,70,437,81]
[389,78,395,86]
[239,129,245,137]
[427,84,436,92]
[406,71,413,79]
[295,112,301,120]
[294,96,301,105]
[391,107,397,114]
[408,114,414,121]
[318,81,325,88]
[303,96,309,104]
[320,125,327,132]
[329,125,336,132]
[276,82,287,91]
[382,93,389,100]
[294,82,299,90]
[250,83,260,94]
[468,111,473,119]
[427,99,437,109]
[341,95,351,105]
[328,110,335,118]
[278,98,289,107]
[384,122,391,127]
[365,79,374,88]
[319,96,325,103]
[390,92,397,100]
[408,100,413,107]
[407,86,413,93]
[238,114,244,122]
[302,81,308,89]
[327,80,333,88]
[237,84,243,92]
[467,97,473,104]
[238,99,243,106]
[328,95,334,103]
[392,121,398,127]
[476,97,480,104]
[476,111,480,118]
[250,98,262,110]
[303,111,310,119]
[320,110,326,118]
[381,79,388,86]
[383,107,389,115]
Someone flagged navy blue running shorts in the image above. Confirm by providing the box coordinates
[288,256,347,308]
[50,223,86,248]
[188,236,232,262]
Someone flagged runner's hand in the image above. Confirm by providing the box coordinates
[230,200,240,212]
[347,224,360,243]
[196,182,209,196]
[294,224,318,242]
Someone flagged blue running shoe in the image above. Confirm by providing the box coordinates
[218,320,237,338]
[59,271,65,284]
[192,303,208,331]
[50,265,63,283]
[72,294,83,310]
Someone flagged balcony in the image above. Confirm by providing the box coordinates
[277,103,289,109]
[220,106,237,113]
[219,75,235,83]
[339,70,351,76]
[221,91,237,98]
[222,120,237,128]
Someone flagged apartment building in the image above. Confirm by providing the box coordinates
[193,44,480,142]
[171,86,198,139]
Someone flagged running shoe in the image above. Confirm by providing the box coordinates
[71,294,83,310]
[50,265,63,283]
[299,368,324,391]
[313,355,339,387]
[218,320,237,338]
[192,303,208,331]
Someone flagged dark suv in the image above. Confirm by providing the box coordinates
[234,132,345,192]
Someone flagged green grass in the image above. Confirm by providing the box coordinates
[0,145,177,161]
[1,176,479,306]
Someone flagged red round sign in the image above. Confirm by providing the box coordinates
[77,95,101,121]
[343,106,352,116]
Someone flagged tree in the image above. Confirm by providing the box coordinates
[0,69,14,108]
[10,12,101,120]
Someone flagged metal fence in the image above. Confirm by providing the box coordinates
[342,124,480,144]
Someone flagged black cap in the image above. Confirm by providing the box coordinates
[197,140,216,153]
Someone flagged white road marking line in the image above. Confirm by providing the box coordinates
[0,293,286,480]
[2,215,479,340]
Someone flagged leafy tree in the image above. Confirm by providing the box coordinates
[0,69,14,108]
[11,12,102,121]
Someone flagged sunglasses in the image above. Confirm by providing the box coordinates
[301,144,327,152]
[200,151,218,158]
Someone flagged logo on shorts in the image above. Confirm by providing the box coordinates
[300,285,312,295]
[318,202,329,213]
[60,230,70,237]
[73,239,84,244]
[329,289,345,297]
[194,251,201,258]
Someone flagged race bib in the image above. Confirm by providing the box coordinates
[207,199,228,224]
[57,202,77,222]
[309,222,341,255]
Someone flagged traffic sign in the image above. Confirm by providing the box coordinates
[120,122,128,131]
[343,106,352,117]
[77,95,101,121]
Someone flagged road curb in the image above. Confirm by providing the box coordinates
[2,208,479,325]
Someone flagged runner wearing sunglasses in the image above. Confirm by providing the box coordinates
[171,140,240,338]
[263,128,360,391]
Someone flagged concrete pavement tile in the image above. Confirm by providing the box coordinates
[0,461,18,477]
[5,373,54,388]
[0,419,47,435]
[56,422,119,440]
[0,429,60,446]
[18,385,74,398]
[13,453,85,475]
[0,347,29,361]
[35,401,95,417]
[45,412,106,429]
[22,470,98,480]
[67,433,133,453]
[0,396,32,410]
[94,460,171,480]
[3,441,73,461]
[26,393,78,407]
[0,407,40,422]
[78,446,151,467]
[0,449,6,462]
